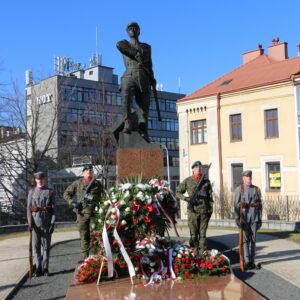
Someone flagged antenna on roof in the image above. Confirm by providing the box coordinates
[89,26,102,66]
[178,77,181,93]
[96,26,98,59]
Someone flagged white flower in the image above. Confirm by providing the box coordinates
[98,219,102,223]
[172,252,177,257]
[125,207,131,213]
[136,183,146,191]
[94,207,98,212]
[91,223,95,229]
[111,208,116,214]
[150,268,155,273]
[120,183,132,191]
[136,191,144,200]
[120,199,126,205]
[211,249,219,257]
[104,200,111,206]
[150,262,156,267]
[177,254,182,258]
[135,267,139,271]
[99,208,103,213]
[146,198,152,204]
[121,220,127,225]
[124,190,131,198]
[105,220,110,224]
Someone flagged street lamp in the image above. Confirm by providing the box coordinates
[159,143,171,189]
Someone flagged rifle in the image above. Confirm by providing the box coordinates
[29,214,33,278]
[238,202,245,272]
[74,170,102,214]
[185,163,212,210]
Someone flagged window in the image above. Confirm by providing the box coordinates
[191,119,207,144]
[231,163,243,190]
[266,162,281,191]
[265,109,279,138]
[230,114,242,141]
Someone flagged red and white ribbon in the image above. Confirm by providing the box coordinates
[155,193,179,237]
[113,207,136,278]
[167,248,176,280]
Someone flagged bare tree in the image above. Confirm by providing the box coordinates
[0,80,59,222]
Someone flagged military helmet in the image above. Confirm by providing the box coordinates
[191,161,202,169]
[126,21,140,35]
[82,164,93,171]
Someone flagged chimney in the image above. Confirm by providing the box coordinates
[242,44,264,64]
[297,44,300,57]
[268,37,288,61]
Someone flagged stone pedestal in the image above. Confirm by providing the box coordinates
[116,148,164,181]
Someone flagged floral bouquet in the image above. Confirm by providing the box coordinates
[91,178,178,254]
[196,249,231,276]
[76,255,104,284]
[171,243,197,280]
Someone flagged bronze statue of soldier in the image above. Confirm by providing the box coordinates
[116,21,157,142]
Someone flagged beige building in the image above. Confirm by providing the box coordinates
[177,39,300,221]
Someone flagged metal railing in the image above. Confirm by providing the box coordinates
[213,192,300,221]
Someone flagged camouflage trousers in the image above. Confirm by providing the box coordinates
[77,213,91,259]
[187,210,212,254]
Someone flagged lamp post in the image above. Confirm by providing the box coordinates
[159,143,171,189]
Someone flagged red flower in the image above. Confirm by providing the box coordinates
[143,215,151,223]
[221,266,228,273]
[131,201,140,212]
[119,261,126,268]
[148,223,155,230]
[200,263,206,268]
[117,224,124,230]
[145,203,157,213]
[207,264,213,270]
[132,216,138,224]
[112,240,119,247]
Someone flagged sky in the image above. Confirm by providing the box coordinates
[1,0,300,96]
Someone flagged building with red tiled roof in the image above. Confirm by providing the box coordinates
[177,39,300,221]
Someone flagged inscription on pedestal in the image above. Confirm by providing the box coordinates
[117,148,164,181]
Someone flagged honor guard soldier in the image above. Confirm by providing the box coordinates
[234,170,262,270]
[63,164,104,261]
[27,171,55,276]
[176,161,213,255]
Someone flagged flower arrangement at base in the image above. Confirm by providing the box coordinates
[91,178,178,255]
[76,255,103,284]
[196,249,231,276]
[171,244,197,280]
[75,178,231,284]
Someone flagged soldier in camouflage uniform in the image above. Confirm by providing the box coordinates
[27,171,55,276]
[63,164,104,261]
[234,170,262,270]
[176,161,213,255]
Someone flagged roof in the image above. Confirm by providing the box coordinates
[179,55,300,102]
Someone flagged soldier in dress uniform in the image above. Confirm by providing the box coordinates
[116,21,156,141]
[27,171,55,276]
[176,161,213,255]
[63,164,104,261]
[234,170,262,270]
